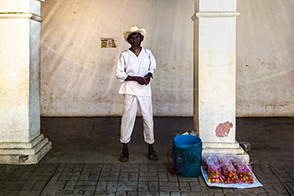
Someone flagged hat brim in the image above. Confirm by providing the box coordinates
[123,29,146,43]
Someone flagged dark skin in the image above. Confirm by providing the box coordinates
[121,32,155,158]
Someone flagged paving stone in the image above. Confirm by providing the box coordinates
[138,182,148,192]
[21,180,36,190]
[83,190,95,196]
[107,181,118,192]
[167,173,178,182]
[89,172,100,181]
[19,172,34,180]
[140,164,148,172]
[84,164,102,172]
[94,191,115,196]
[277,172,293,182]
[116,192,127,196]
[1,156,294,196]
[127,192,138,196]
[158,172,168,182]
[179,182,191,192]
[29,174,52,181]
[119,172,129,182]
[117,181,138,192]
[178,176,198,182]
[148,181,158,192]
[102,165,112,172]
[17,190,42,196]
[218,193,235,196]
[198,176,207,187]
[73,190,86,196]
[100,171,120,181]
[181,192,203,196]
[157,164,167,172]
[260,164,272,174]
[11,170,23,180]
[80,171,91,181]
[73,164,85,172]
[40,180,57,196]
[129,173,139,181]
[139,172,158,181]
[96,181,107,193]
[262,183,278,194]
[121,164,139,172]
[54,180,67,190]
[51,190,74,195]
[50,171,62,181]
[31,180,47,191]
[59,175,79,181]
[111,164,121,172]
[222,188,234,193]
[62,171,81,176]
[64,180,78,190]
[170,192,181,196]
[75,185,96,191]
[148,164,157,172]
[256,193,268,196]
[213,193,225,196]
[138,192,159,196]
[159,181,179,192]
[0,190,18,196]
[245,187,266,193]
[64,164,75,171]
[272,182,289,193]
[77,180,97,186]
[189,181,201,192]
[286,181,294,192]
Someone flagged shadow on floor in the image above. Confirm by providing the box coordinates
[40,117,294,166]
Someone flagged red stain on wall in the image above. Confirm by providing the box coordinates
[215,121,233,137]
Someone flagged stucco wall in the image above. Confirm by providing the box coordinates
[40,0,294,117]
[236,0,294,116]
[40,0,194,116]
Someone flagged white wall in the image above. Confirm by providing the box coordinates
[40,0,294,117]
[40,0,194,116]
[236,0,294,116]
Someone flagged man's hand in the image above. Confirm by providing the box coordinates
[136,77,147,85]
[144,73,153,85]
[125,76,147,85]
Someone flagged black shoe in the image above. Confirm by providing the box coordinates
[119,152,129,162]
[148,151,158,161]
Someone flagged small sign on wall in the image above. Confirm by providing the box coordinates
[101,37,117,48]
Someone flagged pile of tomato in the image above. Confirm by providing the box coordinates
[203,154,254,184]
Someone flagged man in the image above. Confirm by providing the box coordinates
[116,26,158,162]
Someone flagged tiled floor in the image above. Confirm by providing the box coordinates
[0,117,293,196]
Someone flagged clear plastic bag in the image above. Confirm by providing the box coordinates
[203,154,224,183]
[232,156,254,184]
[219,154,240,184]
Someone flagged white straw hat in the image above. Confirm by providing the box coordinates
[123,26,146,43]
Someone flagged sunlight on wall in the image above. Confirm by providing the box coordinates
[40,0,194,116]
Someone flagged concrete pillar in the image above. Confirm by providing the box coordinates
[192,0,249,162]
[0,0,52,164]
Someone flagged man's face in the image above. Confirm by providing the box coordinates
[128,33,144,47]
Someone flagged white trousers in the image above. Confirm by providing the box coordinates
[120,94,155,144]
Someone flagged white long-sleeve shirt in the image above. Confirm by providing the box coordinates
[116,48,156,96]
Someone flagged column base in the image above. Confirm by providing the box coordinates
[202,141,250,163]
[0,134,52,164]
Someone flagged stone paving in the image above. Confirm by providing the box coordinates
[0,162,293,196]
[1,117,294,196]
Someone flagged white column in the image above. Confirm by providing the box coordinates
[0,0,52,164]
[192,0,249,162]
